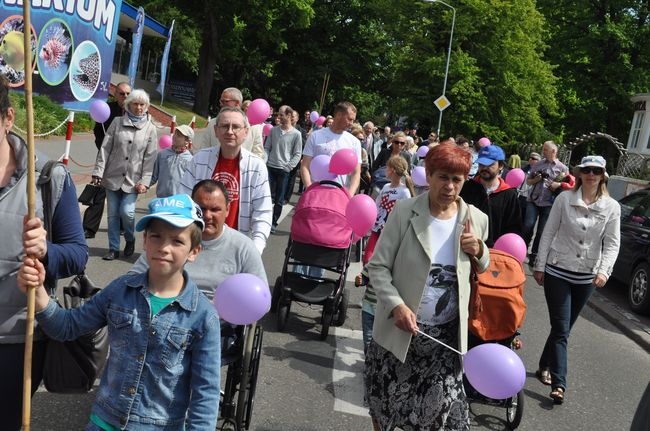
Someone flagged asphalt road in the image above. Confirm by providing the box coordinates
[25,132,650,430]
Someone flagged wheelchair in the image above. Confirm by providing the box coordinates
[217,322,264,431]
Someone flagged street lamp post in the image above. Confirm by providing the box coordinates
[424,0,456,136]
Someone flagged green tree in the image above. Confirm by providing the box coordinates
[537,0,650,142]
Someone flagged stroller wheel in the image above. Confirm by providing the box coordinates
[321,307,333,340]
[270,277,282,312]
[219,417,239,431]
[276,299,291,332]
[505,389,524,429]
[333,290,350,327]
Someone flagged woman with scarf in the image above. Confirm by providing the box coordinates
[93,89,157,260]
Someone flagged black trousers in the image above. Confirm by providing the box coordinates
[82,187,106,235]
[0,340,48,431]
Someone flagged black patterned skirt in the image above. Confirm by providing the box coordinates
[364,319,469,431]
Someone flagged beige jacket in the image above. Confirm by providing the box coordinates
[367,193,489,362]
[534,188,621,277]
[93,114,158,193]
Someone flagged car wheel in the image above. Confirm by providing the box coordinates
[628,262,650,315]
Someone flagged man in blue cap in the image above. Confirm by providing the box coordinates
[459,144,522,247]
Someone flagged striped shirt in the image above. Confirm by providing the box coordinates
[180,147,272,253]
[545,264,594,286]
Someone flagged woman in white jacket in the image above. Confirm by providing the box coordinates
[533,155,620,404]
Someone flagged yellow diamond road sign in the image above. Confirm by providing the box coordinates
[434,95,451,112]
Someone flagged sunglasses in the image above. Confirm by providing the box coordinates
[580,166,604,175]
[394,140,407,145]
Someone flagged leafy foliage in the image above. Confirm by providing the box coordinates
[9,92,94,136]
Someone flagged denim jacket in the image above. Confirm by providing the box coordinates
[36,271,221,430]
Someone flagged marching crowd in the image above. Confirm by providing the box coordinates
[1,76,639,430]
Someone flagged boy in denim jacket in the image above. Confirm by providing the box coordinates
[18,194,221,431]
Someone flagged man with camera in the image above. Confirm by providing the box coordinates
[523,141,569,268]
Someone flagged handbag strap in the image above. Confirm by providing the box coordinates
[464,208,482,318]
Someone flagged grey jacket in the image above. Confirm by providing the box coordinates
[367,193,490,362]
[93,114,158,192]
[535,188,621,277]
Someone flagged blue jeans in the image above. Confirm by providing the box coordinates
[361,310,375,354]
[105,189,137,252]
[539,272,595,390]
[522,201,552,256]
[268,166,290,226]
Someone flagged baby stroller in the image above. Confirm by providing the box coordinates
[218,322,264,431]
[271,180,354,339]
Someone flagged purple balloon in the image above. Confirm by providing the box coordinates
[505,168,525,188]
[89,100,110,123]
[412,166,428,187]
[213,273,270,325]
[310,154,336,182]
[493,233,527,263]
[346,194,377,236]
[416,145,430,158]
[309,111,319,123]
[464,343,526,399]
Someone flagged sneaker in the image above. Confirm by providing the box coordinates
[102,250,119,261]
[270,224,277,234]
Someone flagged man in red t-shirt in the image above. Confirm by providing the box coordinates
[181,107,272,253]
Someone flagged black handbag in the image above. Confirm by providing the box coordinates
[42,274,109,393]
[77,183,104,206]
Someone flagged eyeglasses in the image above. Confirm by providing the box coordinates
[217,124,245,133]
[394,140,406,145]
[580,166,604,175]
[118,92,130,96]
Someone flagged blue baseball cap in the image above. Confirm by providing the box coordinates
[136,194,204,232]
[476,144,506,166]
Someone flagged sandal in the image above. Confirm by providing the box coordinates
[536,369,551,386]
[550,387,565,404]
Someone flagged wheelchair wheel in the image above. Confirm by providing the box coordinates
[505,389,524,429]
[333,289,349,327]
[276,298,291,332]
[270,277,282,312]
[240,325,263,429]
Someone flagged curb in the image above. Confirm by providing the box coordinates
[587,292,650,353]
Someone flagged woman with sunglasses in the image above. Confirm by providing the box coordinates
[532,155,620,404]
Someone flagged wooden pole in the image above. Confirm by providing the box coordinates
[318,72,330,115]
[21,2,37,429]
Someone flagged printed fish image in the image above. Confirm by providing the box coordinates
[72,52,99,92]
[39,23,71,69]
[0,30,25,72]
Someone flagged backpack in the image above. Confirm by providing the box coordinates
[39,160,109,393]
[469,249,527,341]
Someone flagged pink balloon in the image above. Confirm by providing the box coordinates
[89,100,110,123]
[505,168,525,188]
[412,166,428,187]
[329,148,358,175]
[464,343,526,399]
[309,111,320,123]
[316,116,326,127]
[247,98,271,125]
[310,154,337,182]
[159,134,172,150]
[346,194,377,237]
[493,233,527,263]
[416,145,430,158]
[262,123,273,137]
[478,137,491,147]
[213,273,271,325]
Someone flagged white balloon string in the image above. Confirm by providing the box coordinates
[417,329,463,356]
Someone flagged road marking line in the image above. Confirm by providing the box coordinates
[332,327,369,418]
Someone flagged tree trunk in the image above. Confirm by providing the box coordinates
[193,8,219,116]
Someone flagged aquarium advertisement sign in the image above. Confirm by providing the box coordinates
[0,0,123,111]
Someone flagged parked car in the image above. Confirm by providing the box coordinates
[610,187,650,315]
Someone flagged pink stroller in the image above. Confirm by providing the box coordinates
[271,180,354,339]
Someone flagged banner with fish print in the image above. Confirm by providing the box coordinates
[0,0,123,111]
